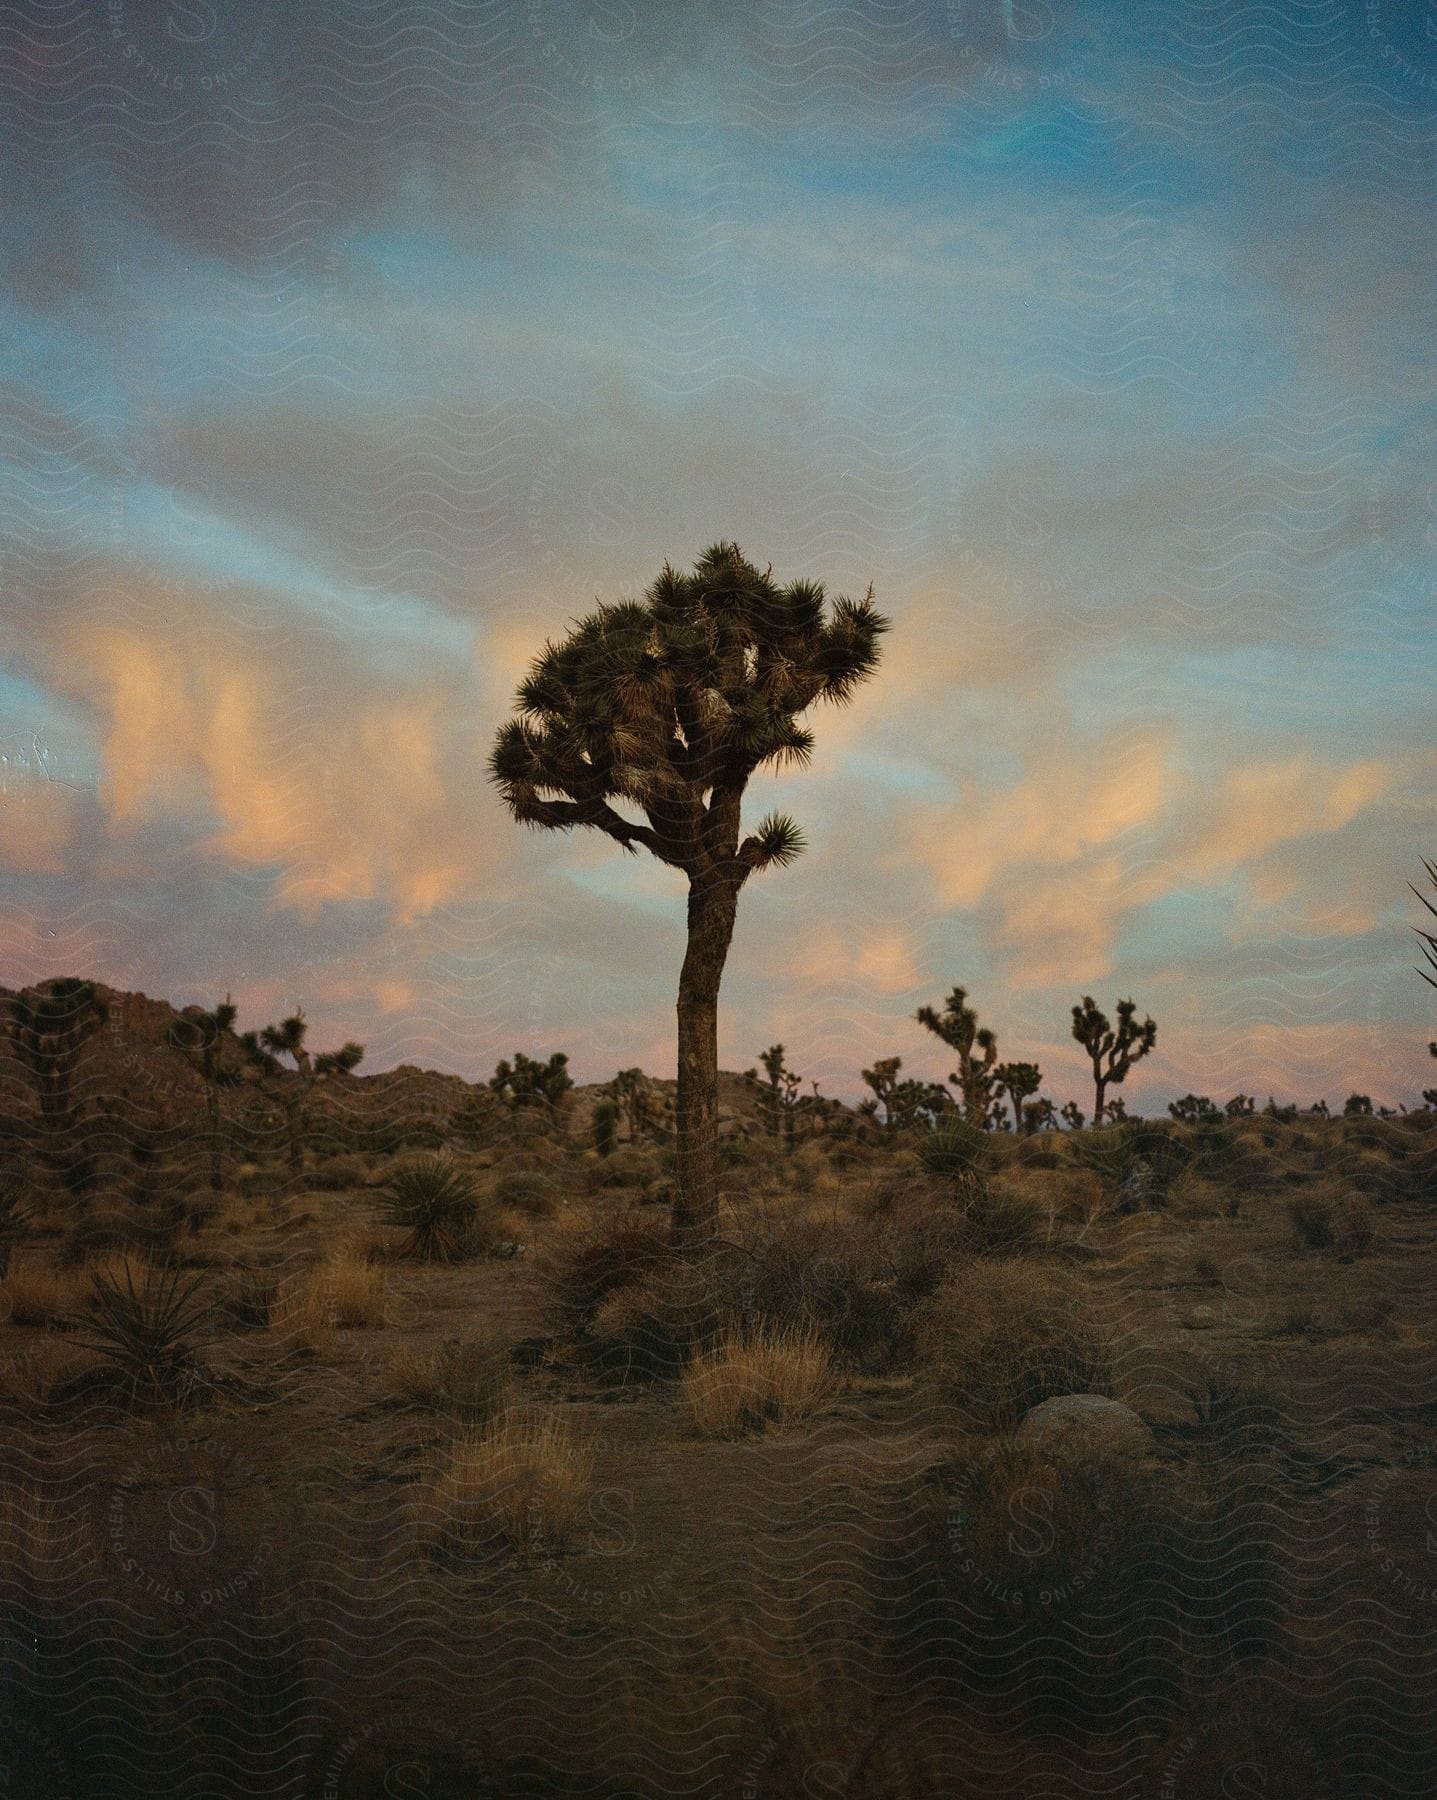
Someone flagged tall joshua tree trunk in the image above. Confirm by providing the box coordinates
[672,875,739,1247]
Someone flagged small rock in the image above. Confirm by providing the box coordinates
[1015,1394,1153,1457]
[493,1241,527,1259]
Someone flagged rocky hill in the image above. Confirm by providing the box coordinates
[0,977,815,1161]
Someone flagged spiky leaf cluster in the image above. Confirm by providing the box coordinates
[73,1261,209,1407]
[489,544,888,881]
[376,1153,482,1262]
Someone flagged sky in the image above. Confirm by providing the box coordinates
[1,0,1435,1113]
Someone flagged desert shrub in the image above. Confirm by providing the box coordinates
[539,1209,674,1335]
[588,1254,733,1376]
[492,1167,561,1214]
[917,1118,987,1181]
[1076,1120,1193,1207]
[912,1433,1285,1728]
[584,1147,659,1192]
[418,1411,593,1562]
[1287,1194,1334,1250]
[955,1178,1043,1254]
[386,1335,511,1426]
[680,1327,832,1438]
[1332,1195,1375,1259]
[305,1152,373,1192]
[69,1259,209,1407]
[375,1153,490,1261]
[916,1259,1113,1429]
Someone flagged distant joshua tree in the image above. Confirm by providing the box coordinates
[490,1052,573,1113]
[1060,1100,1086,1130]
[992,1060,1042,1136]
[747,1044,805,1146]
[1070,995,1156,1128]
[915,987,997,1125]
[170,995,240,1191]
[490,543,887,1244]
[859,1056,950,1133]
[1169,1093,1221,1125]
[246,1009,364,1170]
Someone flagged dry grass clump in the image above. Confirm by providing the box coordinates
[386,1335,511,1426]
[679,1326,833,1438]
[1,1257,88,1326]
[305,1152,374,1192]
[916,1259,1113,1429]
[418,1410,593,1561]
[278,1251,389,1339]
[538,1208,675,1336]
[0,1483,92,1606]
[1286,1183,1375,1257]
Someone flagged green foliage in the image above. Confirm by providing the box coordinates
[1169,1093,1221,1125]
[72,1260,210,1407]
[376,1154,486,1261]
[490,1051,573,1111]
[315,1041,365,1076]
[992,1060,1042,1134]
[860,1057,952,1132]
[591,1098,620,1157]
[488,543,888,876]
[916,1117,987,1180]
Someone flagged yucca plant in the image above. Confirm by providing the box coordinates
[375,1154,484,1262]
[70,1261,210,1407]
[491,543,888,1244]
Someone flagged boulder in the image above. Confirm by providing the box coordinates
[1015,1394,1154,1457]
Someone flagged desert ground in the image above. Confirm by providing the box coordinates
[1,984,1435,1798]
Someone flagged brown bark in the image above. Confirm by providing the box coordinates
[670,874,739,1247]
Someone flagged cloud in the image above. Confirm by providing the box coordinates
[58,582,493,923]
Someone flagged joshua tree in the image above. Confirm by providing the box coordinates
[1343,1093,1373,1117]
[747,1043,805,1146]
[1023,1096,1058,1132]
[169,995,240,1191]
[1169,1093,1220,1125]
[1060,1100,1085,1130]
[860,1056,950,1132]
[490,544,887,1244]
[1,978,109,1189]
[992,1060,1041,1136]
[915,987,997,1125]
[605,1066,672,1144]
[247,1009,364,1170]
[1070,995,1156,1128]
[490,1051,573,1114]
[1224,1093,1256,1117]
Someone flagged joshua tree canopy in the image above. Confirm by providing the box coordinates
[490,543,888,1242]
[1071,994,1156,1127]
[915,987,998,1124]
